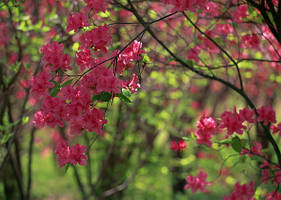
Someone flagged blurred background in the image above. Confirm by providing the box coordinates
[1,0,281,199]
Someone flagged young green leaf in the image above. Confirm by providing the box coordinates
[92,92,112,102]
[231,136,242,153]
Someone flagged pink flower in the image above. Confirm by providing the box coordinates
[199,31,220,53]
[163,0,193,11]
[203,1,220,17]
[55,140,71,168]
[79,25,112,52]
[55,141,88,167]
[265,191,281,200]
[123,73,141,94]
[261,169,270,184]
[170,141,179,151]
[115,40,145,74]
[274,170,281,186]
[75,49,95,71]
[9,52,18,64]
[186,46,200,62]
[81,65,122,95]
[194,115,217,146]
[184,170,211,193]
[250,141,262,155]
[163,0,206,12]
[69,144,88,166]
[241,34,260,49]
[259,156,271,169]
[66,12,89,32]
[178,140,187,150]
[224,181,255,200]
[84,0,107,12]
[69,118,84,136]
[30,70,54,99]
[82,108,107,136]
[241,141,262,156]
[231,5,248,22]
[41,41,72,71]
[32,110,45,128]
[215,22,234,36]
[257,105,276,125]
[170,140,186,151]
[219,107,246,136]
[239,107,255,123]
[271,122,281,136]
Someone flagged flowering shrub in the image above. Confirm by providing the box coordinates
[2,0,281,199]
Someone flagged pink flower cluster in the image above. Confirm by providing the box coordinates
[257,105,276,125]
[75,49,96,71]
[202,1,220,17]
[265,191,281,200]
[32,0,145,170]
[241,141,262,156]
[186,46,200,62]
[80,25,112,52]
[163,0,206,12]
[241,34,260,49]
[115,40,145,74]
[80,65,122,95]
[231,5,249,22]
[84,0,107,13]
[219,107,254,136]
[170,140,186,151]
[194,115,217,147]
[198,31,220,54]
[215,22,234,36]
[123,73,141,94]
[55,140,88,167]
[66,12,89,32]
[33,86,107,135]
[259,158,281,186]
[30,71,54,99]
[41,41,72,71]
[224,181,255,200]
[184,170,211,193]
[271,123,281,136]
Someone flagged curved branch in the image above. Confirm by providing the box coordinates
[182,12,244,91]
[126,0,281,167]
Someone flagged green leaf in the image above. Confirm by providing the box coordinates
[22,116,29,124]
[64,164,70,174]
[3,77,9,86]
[98,10,111,18]
[50,80,60,88]
[116,93,131,103]
[190,133,196,140]
[92,92,112,102]
[182,136,195,141]
[1,133,12,144]
[72,42,79,52]
[182,137,189,141]
[143,54,151,63]
[122,89,132,97]
[12,62,21,72]
[61,79,73,88]
[115,89,132,103]
[231,136,242,153]
[50,80,60,97]
[50,87,60,97]
[218,138,232,145]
